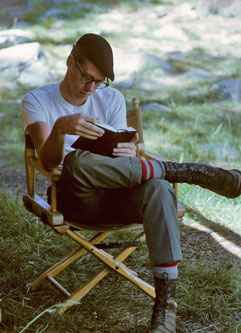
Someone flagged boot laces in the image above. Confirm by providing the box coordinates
[166,162,218,184]
[152,298,177,329]
[163,299,177,329]
[185,170,213,184]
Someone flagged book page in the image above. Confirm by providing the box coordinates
[97,123,136,133]
[97,123,117,132]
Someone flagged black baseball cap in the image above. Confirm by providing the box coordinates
[71,33,114,81]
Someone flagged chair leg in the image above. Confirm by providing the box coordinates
[30,228,155,314]
[57,229,155,313]
[30,231,110,290]
[58,266,111,313]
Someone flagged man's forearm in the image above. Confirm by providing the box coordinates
[39,126,66,170]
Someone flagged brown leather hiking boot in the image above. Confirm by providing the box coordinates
[150,275,177,333]
[162,162,241,199]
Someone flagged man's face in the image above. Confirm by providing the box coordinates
[67,56,106,105]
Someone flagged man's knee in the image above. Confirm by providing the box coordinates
[131,179,176,219]
[143,178,176,198]
[63,150,91,176]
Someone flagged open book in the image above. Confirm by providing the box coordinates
[71,123,137,157]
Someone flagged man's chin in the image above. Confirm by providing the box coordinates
[79,91,91,98]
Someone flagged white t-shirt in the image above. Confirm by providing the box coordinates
[22,81,127,155]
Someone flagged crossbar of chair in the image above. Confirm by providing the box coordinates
[30,231,110,290]
[66,229,145,280]
[58,266,111,313]
[95,240,142,249]
[46,275,71,297]
[57,229,155,313]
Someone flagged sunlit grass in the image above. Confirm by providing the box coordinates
[179,184,241,234]
[139,101,241,164]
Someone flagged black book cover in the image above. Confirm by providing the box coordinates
[71,124,137,157]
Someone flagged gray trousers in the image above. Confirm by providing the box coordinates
[57,150,183,266]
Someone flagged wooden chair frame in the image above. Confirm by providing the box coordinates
[23,98,185,313]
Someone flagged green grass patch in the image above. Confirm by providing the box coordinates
[179,184,241,234]
[178,261,241,332]
[138,101,241,163]
[0,100,25,169]
[0,190,240,332]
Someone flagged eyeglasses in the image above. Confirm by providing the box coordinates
[75,62,109,89]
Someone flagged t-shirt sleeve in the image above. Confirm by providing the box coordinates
[21,92,47,132]
[107,90,127,130]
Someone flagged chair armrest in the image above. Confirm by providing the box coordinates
[29,156,61,181]
[23,194,68,234]
[139,150,170,162]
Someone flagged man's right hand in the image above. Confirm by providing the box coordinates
[27,113,105,170]
[54,113,104,139]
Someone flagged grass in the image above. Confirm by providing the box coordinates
[139,101,241,164]
[0,191,240,332]
[1,0,241,331]
[0,99,25,169]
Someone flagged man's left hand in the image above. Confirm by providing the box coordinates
[112,132,139,157]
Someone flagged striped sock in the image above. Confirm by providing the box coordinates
[140,159,165,182]
[152,262,178,280]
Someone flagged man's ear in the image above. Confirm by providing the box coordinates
[67,55,74,69]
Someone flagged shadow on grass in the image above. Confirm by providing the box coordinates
[186,208,241,254]
[182,206,241,264]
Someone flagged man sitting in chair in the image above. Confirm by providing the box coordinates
[22,33,241,333]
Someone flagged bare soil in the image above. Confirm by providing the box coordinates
[0,166,49,197]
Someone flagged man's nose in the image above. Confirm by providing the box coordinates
[85,81,96,91]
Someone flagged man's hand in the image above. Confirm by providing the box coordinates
[112,132,139,157]
[29,113,105,170]
[54,113,104,139]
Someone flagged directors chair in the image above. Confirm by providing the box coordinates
[23,98,185,313]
